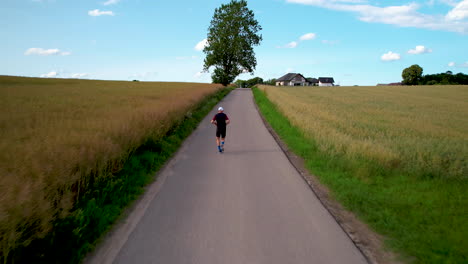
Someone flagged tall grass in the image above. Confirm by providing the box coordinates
[0,76,224,262]
[254,85,468,263]
[258,85,467,180]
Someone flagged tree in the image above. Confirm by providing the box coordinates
[203,0,262,86]
[402,64,423,85]
[234,76,263,88]
[264,78,277,86]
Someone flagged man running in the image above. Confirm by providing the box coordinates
[211,106,230,153]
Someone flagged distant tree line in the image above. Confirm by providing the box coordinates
[402,64,468,85]
[234,77,277,87]
[420,71,468,85]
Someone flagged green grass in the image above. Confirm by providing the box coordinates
[6,85,234,264]
[252,87,468,264]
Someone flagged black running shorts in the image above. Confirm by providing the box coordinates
[216,127,226,138]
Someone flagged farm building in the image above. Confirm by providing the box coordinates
[276,73,334,86]
[276,73,308,86]
[318,77,335,86]
[307,78,319,86]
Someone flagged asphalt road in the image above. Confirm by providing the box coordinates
[87,88,368,264]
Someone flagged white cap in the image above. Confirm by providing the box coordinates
[218,107,224,111]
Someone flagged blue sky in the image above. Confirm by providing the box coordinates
[1,0,468,85]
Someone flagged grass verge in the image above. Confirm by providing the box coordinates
[252,87,467,264]
[7,86,234,264]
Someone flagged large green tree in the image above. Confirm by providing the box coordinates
[203,0,262,86]
[402,64,423,85]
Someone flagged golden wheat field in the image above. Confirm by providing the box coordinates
[0,76,222,256]
[258,84,468,180]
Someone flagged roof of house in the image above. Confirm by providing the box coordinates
[318,77,335,83]
[277,73,305,81]
[307,78,318,83]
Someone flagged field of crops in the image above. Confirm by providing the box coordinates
[0,76,223,260]
[256,84,468,263]
[259,85,467,180]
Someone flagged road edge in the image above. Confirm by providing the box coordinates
[250,88,402,264]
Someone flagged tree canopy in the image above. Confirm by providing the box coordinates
[203,0,262,86]
[401,64,468,85]
[420,71,468,85]
[402,64,423,85]
[234,76,263,88]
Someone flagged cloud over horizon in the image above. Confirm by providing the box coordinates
[25,48,71,56]
[71,73,89,78]
[40,71,58,78]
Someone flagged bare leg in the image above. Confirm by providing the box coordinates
[216,137,220,146]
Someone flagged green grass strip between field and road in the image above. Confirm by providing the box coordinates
[8,86,234,264]
[252,87,467,264]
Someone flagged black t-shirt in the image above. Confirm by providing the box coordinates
[212,113,229,129]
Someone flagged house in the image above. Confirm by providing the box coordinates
[275,73,335,86]
[307,78,319,86]
[318,77,334,86]
[276,73,308,86]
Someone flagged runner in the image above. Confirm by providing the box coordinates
[211,106,230,153]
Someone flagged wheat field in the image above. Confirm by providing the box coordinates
[258,84,468,180]
[0,76,222,258]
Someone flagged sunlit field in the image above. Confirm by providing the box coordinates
[0,76,222,259]
[256,84,468,263]
[259,85,467,180]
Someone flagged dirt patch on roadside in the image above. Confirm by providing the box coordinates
[253,94,403,264]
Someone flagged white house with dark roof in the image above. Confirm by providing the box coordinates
[307,78,319,86]
[318,77,335,86]
[276,73,308,86]
[276,73,334,86]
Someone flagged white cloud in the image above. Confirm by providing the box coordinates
[278,41,298,48]
[448,61,468,67]
[88,9,114,16]
[299,33,316,40]
[286,0,468,33]
[103,0,120,5]
[279,33,315,49]
[40,71,58,78]
[446,0,468,21]
[194,39,208,51]
[194,71,205,78]
[381,51,401,61]
[407,45,432,54]
[71,73,89,78]
[25,48,71,56]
